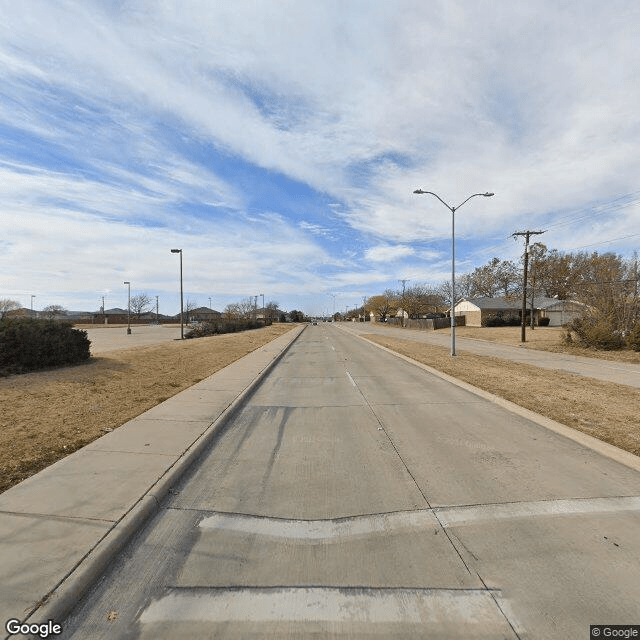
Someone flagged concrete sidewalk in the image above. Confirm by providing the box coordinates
[341,322,640,388]
[0,325,305,632]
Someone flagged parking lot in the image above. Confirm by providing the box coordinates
[79,324,183,354]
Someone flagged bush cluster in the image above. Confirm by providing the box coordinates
[564,315,625,350]
[538,317,551,327]
[185,318,272,339]
[482,314,521,327]
[0,318,91,375]
[624,322,640,351]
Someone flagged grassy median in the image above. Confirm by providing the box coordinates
[0,324,297,493]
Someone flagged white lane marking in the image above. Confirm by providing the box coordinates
[199,510,437,541]
[140,587,510,628]
[435,496,640,527]
[198,497,640,542]
[346,371,357,387]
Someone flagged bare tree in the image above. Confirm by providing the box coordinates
[224,303,240,319]
[0,299,21,319]
[237,297,255,319]
[265,301,279,322]
[130,293,152,319]
[185,299,198,323]
[42,305,67,319]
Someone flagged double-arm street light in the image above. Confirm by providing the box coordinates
[328,293,336,319]
[170,249,184,339]
[123,281,131,334]
[413,189,494,356]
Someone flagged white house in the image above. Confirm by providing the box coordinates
[454,297,587,327]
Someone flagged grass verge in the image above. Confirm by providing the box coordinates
[0,324,296,493]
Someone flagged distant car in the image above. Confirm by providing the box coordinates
[312,321,318,325]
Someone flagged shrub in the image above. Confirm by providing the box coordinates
[565,314,624,350]
[626,322,640,351]
[538,317,551,327]
[184,318,271,339]
[0,318,91,375]
[482,315,506,327]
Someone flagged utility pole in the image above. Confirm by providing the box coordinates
[513,230,545,342]
[156,295,159,324]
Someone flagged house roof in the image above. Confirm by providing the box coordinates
[459,296,580,310]
[191,307,221,315]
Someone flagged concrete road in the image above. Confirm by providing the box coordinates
[59,324,640,639]
[343,321,640,388]
[81,324,183,354]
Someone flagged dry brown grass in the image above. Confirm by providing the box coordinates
[364,333,640,459]
[436,325,640,364]
[0,324,296,493]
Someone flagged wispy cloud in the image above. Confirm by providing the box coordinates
[1,1,639,313]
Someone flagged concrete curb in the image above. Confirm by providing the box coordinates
[19,324,306,629]
[342,327,640,474]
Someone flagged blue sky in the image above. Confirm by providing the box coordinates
[1,1,639,316]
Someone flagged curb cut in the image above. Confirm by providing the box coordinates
[21,324,306,629]
[341,326,640,474]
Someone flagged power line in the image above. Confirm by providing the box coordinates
[565,232,640,251]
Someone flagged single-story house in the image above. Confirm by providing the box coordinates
[454,297,587,327]
[189,307,222,322]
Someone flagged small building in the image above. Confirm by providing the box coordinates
[189,307,222,322]
[537,299,588,327]
[455,297,587,327]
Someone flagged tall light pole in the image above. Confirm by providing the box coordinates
[413,190,494,356]
[30,295,36,317]
[260,293,264,322]
[156,295,159,325]
[171,249,183,339]
[328,293,336,319]
[123,281,131,334]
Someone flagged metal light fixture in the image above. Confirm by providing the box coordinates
[412,190,494,356]
[170,249,183,339]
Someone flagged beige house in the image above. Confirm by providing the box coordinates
[454,297,587,327]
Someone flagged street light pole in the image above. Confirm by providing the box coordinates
[30,295,35,317]
[413,190,494,356]
[123,281,131,334]
[328,293,336,319]
[171,249,183,339]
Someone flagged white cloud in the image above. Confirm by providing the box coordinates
[364,245,415,263]
[1,1,640,312]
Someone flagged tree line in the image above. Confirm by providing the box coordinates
[362,245,640,333]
